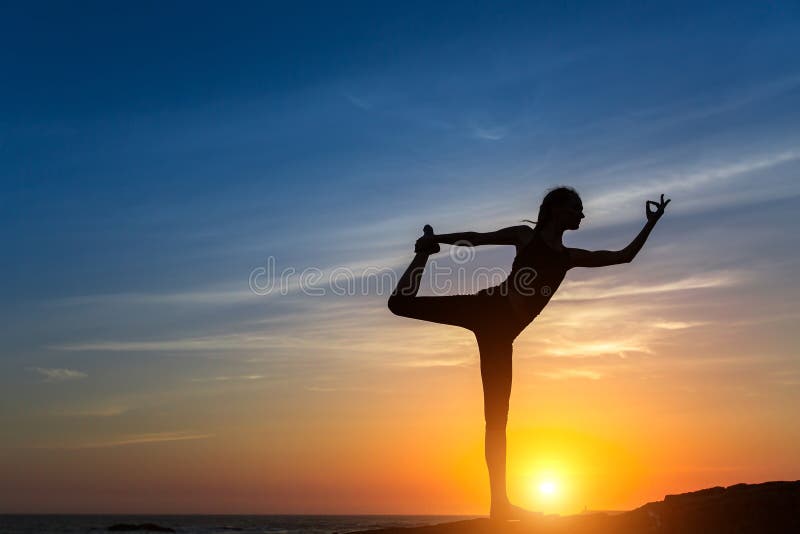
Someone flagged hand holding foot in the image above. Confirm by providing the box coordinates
[414,224,440,255]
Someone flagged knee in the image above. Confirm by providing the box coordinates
[484,404,509,430]
[387,294,407,317]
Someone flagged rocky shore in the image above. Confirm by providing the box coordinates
[350,481,800,534]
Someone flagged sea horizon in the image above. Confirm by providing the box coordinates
[0,513,478,534]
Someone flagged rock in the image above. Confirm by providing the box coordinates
[635,480,800,533]
[349,481,800,534]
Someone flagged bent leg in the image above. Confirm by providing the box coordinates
[388,251,479,330]
[477,333,513,513]
[390,250,428,301]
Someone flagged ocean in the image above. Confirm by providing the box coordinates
[0,515,476,534]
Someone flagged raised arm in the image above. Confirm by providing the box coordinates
[430,225,531,247]
[568,194,670,268]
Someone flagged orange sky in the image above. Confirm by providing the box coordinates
[4,241,799,514]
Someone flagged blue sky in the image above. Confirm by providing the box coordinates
[1,1,800,513]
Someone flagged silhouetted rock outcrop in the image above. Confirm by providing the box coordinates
[636,481,800,533]
[351,481,800,534]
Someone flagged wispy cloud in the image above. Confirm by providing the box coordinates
[629,74,800,130]
[586,150,800,220]
[305,385,392,393]
[50,333,316,352]
[189,374,265,382]
[393,356,474,368]
[47,296,478,362]
[27,367,87,383]
[50,405,129,417]
[538,337,653,358]
[38,431,215,449]
[343,91,373,111]
[555,270,742,301]
[537,368,604,380]
[471,125,508,141]
[49,287,258,307]
[652,320,709,330]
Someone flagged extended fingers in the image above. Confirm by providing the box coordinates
[650,195,671,211]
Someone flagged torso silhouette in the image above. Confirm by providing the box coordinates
[483,229,571,325]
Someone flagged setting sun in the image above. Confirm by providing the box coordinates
[539,480,557,496]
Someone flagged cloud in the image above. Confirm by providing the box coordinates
[471,125,508,141]
[47,296,478,363]
[554,270,742,301]
[537,368,604,380]
[50,333,310,352]
[652,320,709,330]
[305,385,391,393]
[27,367,87,383]
[49,287,258,307]
[38,431,215,449]
[50,405,129,417]
[539,338,653,358]
[585,150,800,221]
[343,91,373,110]
[629,74,800,130]
[393,356,474,368]
[189,374,265,382]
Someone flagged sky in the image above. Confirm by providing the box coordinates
[1,0,799,515]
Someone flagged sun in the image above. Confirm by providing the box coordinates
[524,466,567,511]
[538,480,557,496]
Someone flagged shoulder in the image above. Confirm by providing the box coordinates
[512,225,536,253]
[514,225,536,245]
[563,247,583,269]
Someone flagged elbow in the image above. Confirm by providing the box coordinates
[464,232,481,246]
[454,232,481,246]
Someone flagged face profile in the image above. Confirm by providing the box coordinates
[564,197,585,230]
[547,194,584,231]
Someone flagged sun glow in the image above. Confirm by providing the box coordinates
[530,471,563,505]
[539,480,557,496]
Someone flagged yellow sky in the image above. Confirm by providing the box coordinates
[4,254,798,514]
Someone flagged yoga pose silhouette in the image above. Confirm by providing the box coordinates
[388,186,670,520]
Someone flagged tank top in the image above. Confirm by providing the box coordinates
[486,229,571,321]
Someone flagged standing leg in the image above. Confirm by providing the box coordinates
[477,333,513,516]
[477,332,539,520]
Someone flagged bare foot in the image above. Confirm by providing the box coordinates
[414,224,440,255]
[490,502,543,521]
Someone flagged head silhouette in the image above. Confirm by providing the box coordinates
[525,186,584,232]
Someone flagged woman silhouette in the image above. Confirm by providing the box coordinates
[388,186,670,520]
